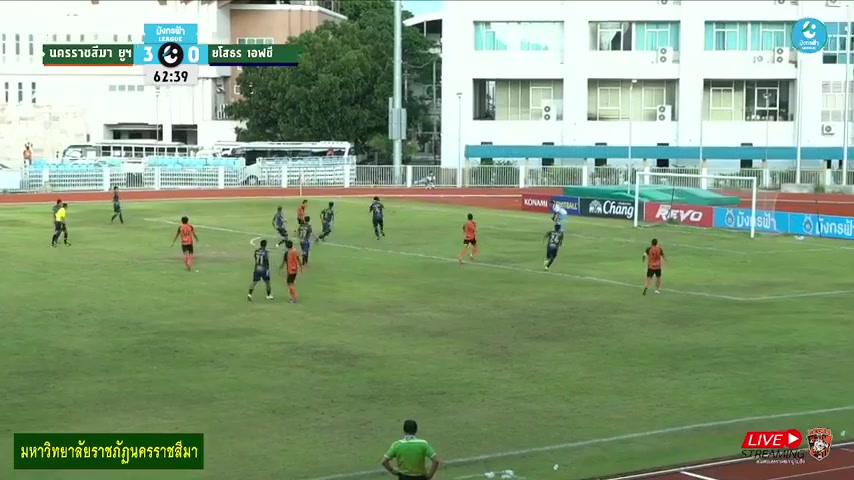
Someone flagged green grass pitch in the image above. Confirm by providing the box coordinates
[1,196,853,480]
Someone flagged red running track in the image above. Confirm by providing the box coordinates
[606,442,854,480]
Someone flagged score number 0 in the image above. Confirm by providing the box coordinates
[143,45,200,64]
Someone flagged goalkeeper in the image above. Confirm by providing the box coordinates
[549,200,569,232]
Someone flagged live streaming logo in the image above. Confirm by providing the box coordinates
[742,429,803,449]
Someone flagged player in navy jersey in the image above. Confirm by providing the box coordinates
[317,202,335,241]
[369,196,385,239]
[272,206,288,246]
[248,239,274,301]
[543,224,564,271]
[110,186,124,224]
[297,216,317,265]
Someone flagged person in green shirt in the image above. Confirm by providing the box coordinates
[381,419,440,480]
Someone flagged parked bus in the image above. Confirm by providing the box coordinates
[221,141,355,185]
[62,141,200,160]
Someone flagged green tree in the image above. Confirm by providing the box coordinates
[228,0,437,159]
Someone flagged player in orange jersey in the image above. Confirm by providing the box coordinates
[171,216,199,271]
[459,213,478,264]
[296,199,308,226]
[642,238,666,295]
[280,239,303,303]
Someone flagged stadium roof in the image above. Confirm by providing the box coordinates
[404,12,441,27]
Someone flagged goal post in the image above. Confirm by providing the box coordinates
[633,171,759,239]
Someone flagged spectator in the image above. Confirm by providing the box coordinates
[425,172,435,189]
[23,143,33,166]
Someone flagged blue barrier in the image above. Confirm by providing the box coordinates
[713,208,854,240]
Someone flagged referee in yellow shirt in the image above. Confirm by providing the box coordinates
[51,202,69,247]
[381,420,440,480]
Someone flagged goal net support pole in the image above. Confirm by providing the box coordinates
[633,171,758,239]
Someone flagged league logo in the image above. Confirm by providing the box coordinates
[791,18,827,54]
[807,427,832,462]
[158,42,184,68]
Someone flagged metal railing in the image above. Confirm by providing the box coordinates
[0,164,848,193]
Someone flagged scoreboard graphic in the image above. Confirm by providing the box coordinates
[41,23,302,87]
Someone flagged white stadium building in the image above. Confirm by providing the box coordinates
[439,0,854,167]
[0,0,343,163]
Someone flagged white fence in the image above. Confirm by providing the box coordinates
[2,164,853,193]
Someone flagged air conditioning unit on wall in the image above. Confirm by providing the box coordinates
[657,47,673,63]
[773,47,789,64]
[822,124,836,135]
[541,103,556,121]
[656,105,672,122]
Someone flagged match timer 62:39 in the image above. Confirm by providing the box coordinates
[143,42,199,87]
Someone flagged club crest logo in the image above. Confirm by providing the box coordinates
[803,215,814,234]
[807,427,832,461]
[724,209,735,227]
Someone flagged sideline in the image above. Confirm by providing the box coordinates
[296,407,854,480]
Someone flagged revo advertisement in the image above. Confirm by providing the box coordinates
[644,202,714,228]
[580,198,635,220]
[521,194,552,213]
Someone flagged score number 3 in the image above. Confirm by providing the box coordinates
[143,45,200,64]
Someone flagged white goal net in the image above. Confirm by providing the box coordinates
[632,171,769,238]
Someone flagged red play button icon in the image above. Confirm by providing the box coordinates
[786,429,803,448]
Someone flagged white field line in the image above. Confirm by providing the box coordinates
[336,199,854,255]
[680,472,719,480]
[295,424,854,480]
[142,221,854,479]
[604,440,854,480]
[841,447,854,453]
[146,218,745,302]
[147,219,854,302]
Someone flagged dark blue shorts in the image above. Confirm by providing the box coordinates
[301,241,310,252]
[276,227,288,237]
[113,203,121,213]
[54,221,63,232]
[253,269,270,282]
[546,246,559,259]
[322,222,332,233]
[373,217,383,226]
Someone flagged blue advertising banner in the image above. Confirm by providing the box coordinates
[713,208,790,234]
[713,208,854,240]
[789,213,854,240]
[550,195,581,215]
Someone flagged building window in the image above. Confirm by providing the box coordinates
[236,38,274,45]
[80,34,85,42]
[587,80,678,121]
[704,22,748,51]
[1,34,5,59]
[471,79,564,121]
[17,82,23,103]
[113,34,119,43]
[117,85,126,92]
[821,81,853,122]
[51,34,57,42]
[31,82,36,104]
[824,22,853,64]
[14,34,20,55]
[706,80,737,120]
[473,22,564,52]
[108,85,117,92]
[590,22,631,51]
[66,34,72,42]
[234,83,241,95]
[635,22,680,51]
[28,34,34,58]
[3,82,8,103]
[750,22,790,51]
[744,80,790,120]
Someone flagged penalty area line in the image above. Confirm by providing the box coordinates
[144,218,746,302]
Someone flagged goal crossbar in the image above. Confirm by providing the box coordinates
[633,171,758,238]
